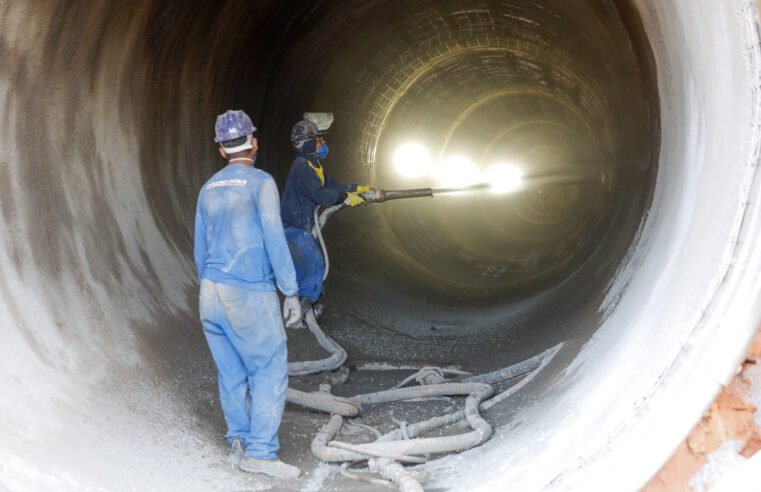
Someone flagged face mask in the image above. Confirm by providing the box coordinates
[316,143,330,159]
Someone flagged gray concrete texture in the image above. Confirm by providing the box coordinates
[0,0,759,490]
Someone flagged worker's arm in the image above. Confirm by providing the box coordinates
[193,192,207,280]
[324,174,357,194]
[301,163,346,206]
[258,177,299,297]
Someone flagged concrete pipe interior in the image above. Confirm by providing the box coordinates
[1,0,760,490]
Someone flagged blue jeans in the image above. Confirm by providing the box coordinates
[284,227,325,302]
[199,279,288,460]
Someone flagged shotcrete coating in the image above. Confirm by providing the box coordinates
[1,0,760,491]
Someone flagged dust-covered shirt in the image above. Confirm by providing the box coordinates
[194,164,298,295]
[280,156,356,230]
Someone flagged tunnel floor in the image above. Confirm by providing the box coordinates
[170,302,581,491]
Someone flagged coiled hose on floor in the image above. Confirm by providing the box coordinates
[286,307,347,376]
[281,205,564,491]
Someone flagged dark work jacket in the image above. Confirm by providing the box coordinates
[281,154,356,230]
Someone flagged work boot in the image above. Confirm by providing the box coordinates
[239,457,301,479]
[227,438,245,467]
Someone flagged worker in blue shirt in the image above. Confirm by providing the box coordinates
[280,113,372,317]
[194,110,302,479]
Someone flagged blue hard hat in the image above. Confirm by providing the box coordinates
[290,119,321,144]
[214,110,257,143]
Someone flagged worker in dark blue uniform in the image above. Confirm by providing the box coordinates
[280,113,371,316]
[194,110,302,479]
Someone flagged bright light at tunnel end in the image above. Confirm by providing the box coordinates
[392,144,523,195]
[393,143,432,178]
[433,155,481,187]
[484,163,523,194]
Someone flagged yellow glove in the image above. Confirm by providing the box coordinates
[356,185,374,193]
[344,192,366,207]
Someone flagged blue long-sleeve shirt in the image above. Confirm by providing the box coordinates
[281,156,356,230]
[194,164,299,296]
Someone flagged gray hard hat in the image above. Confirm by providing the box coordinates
[290,119,320,144]
[290,112,334,144]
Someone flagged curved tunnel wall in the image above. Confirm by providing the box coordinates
[0,1,760,491]
[264,0,657,329]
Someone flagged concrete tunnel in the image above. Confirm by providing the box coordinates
[1,0,760,490]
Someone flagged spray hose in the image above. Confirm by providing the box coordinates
[313,204,343,281]
[311,186,443,282]
[286,187,565,492]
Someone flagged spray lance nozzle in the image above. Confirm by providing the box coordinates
[321,184,492,230]
[359,183,490,203]
[359,188,433,203]
[314,182,494,279]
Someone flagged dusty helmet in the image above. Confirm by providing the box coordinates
[290,119,320,144]
[215,110,256,143]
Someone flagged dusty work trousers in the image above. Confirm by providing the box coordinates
[284,227,325,302]
[199,279,288,460]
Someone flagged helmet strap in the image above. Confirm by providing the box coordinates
[221,134,254,154]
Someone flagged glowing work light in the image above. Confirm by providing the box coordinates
[483,163,523,193]
[433,155,481,187]
[393,143,432,178]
